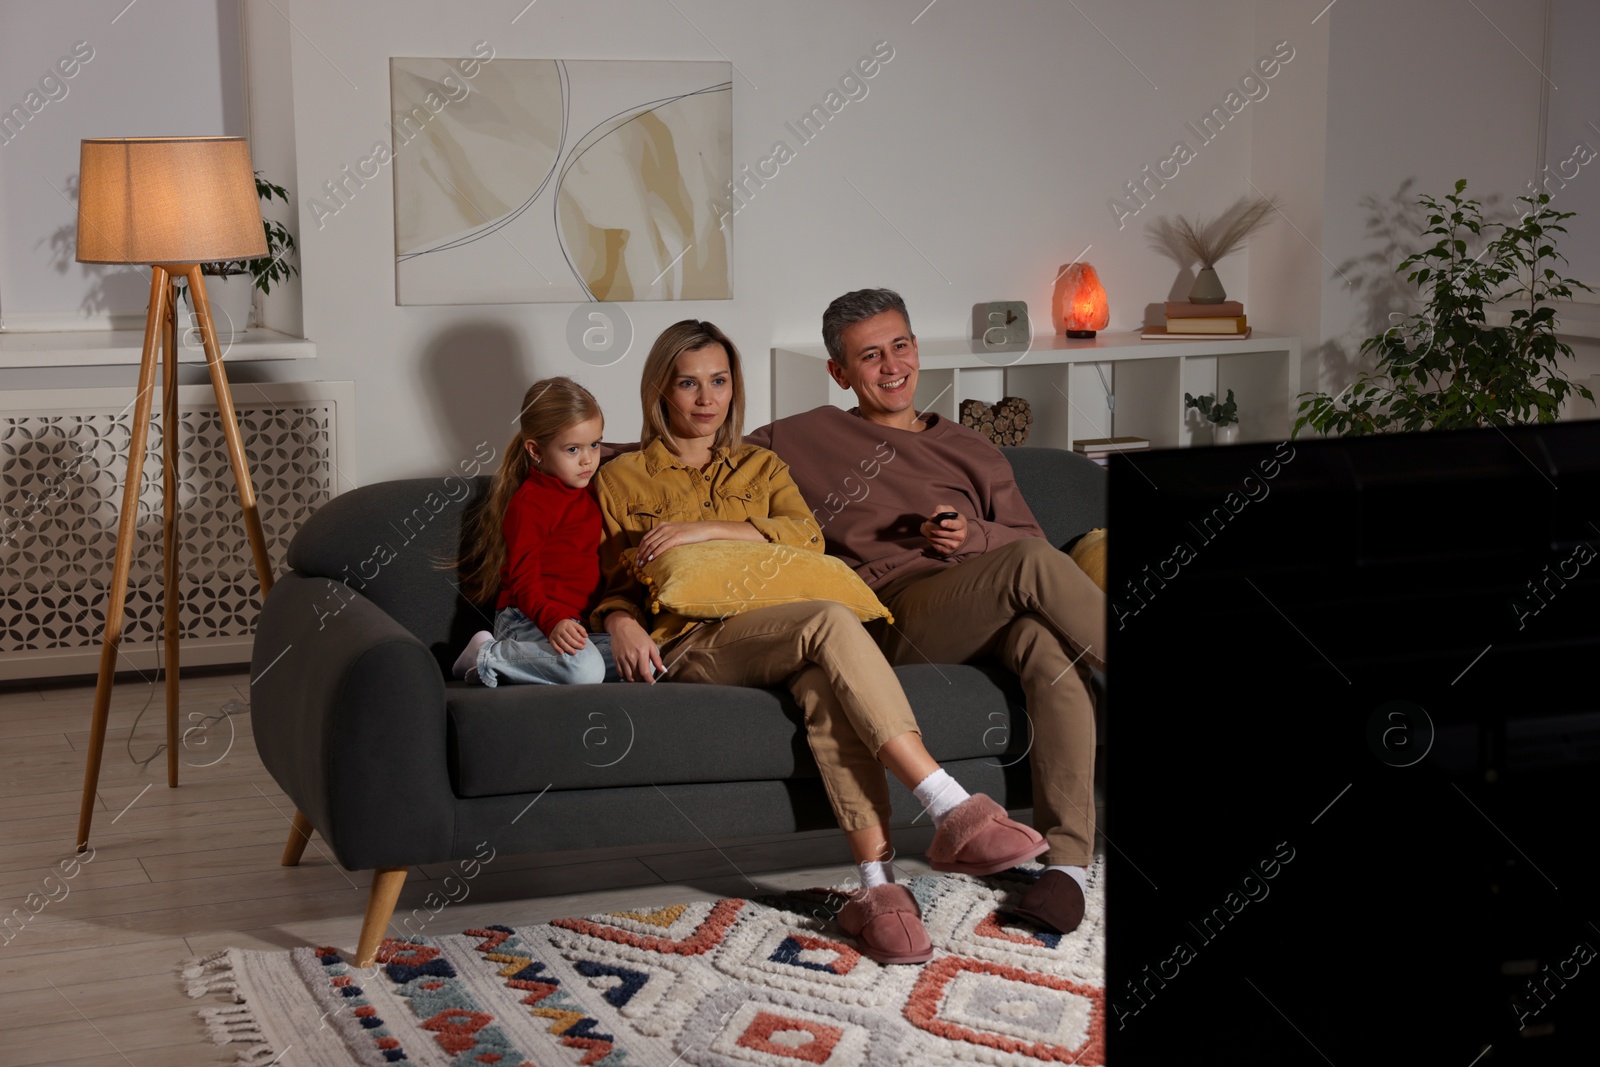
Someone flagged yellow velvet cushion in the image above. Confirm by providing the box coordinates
[629,542,892,623]
[1069,528,1107,590]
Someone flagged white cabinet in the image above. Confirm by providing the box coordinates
[772,332,1302,448]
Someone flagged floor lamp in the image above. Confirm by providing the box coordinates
[73,137,278,851]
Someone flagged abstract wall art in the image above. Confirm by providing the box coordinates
[390,56,732,304]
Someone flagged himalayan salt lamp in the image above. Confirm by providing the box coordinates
[1054,262,1110,338]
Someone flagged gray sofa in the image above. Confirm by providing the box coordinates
[250,445,1106,963]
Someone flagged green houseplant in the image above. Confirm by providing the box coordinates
[1185,388,1239,444]
[1296,180,1593,436]
[179,172,299,331]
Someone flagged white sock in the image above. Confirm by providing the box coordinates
[453,630,493,680]
[913,769,971,826]
[857,860,894,889]
[1048,865,1088,893]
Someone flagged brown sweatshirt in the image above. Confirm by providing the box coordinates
[745,406,1046,591]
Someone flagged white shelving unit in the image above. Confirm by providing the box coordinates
[772,331,1302,448]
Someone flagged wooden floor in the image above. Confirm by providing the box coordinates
[0,666,956,1066]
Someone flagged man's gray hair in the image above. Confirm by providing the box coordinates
[821,288,912,363]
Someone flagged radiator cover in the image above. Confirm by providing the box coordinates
[0,381,355,680]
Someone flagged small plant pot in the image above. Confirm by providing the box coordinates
[195,274,254,338]
[1213,422,1240,446]
[1189,267,1226,304]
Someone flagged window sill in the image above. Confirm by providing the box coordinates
[0,326,316,368]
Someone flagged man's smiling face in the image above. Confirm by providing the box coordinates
[828,310,921,427]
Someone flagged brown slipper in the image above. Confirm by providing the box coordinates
[835,884,934,965]
[1007,868,1086,934]
[926,794,1048,876]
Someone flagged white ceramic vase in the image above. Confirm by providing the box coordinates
[1214,422,1240,446]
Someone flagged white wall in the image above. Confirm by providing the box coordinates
[1248,0,1330,393]
[243,0,302,337]
[9,0,1593,479]
[1543,0,1600,289]
[0,0,246,329]
[1316,0,1593,394]
[275,0,1267,482]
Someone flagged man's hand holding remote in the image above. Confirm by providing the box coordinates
[921,505,968,557]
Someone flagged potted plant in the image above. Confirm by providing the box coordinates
[180,172,299,335]
[1186,388,1239,444]
[1153,196,1277,303]
[1295,180,1593,436]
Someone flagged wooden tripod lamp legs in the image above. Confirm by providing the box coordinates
[161,284,181,790]
[182,265,276,593]
[75,265,279,852]
[76,269,169,853]
[71,268,356,950]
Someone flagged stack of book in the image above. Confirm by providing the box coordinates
[1073,436,1150,467]
[1140,300,1250,340]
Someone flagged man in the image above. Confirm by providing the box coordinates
[745,288,1106,934]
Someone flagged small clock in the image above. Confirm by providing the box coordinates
[972,301,1030,347]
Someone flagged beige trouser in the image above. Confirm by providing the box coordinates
[876,538,1106,866]
[663,600,921,832]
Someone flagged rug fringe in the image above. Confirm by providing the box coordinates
[187,952,280,1065]
[184,949,242,999]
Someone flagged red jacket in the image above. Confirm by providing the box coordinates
[495,470,603,634]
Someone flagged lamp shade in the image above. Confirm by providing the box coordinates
[1053,262,1110,338]
[75,137,267,265]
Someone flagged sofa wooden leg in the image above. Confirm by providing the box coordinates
[355,868,408,967]
[281,810,315,866]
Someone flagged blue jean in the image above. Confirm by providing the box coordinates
[476,607,617,687]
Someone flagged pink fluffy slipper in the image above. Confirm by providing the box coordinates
[835,883,934,965]
[926,794,1047,876]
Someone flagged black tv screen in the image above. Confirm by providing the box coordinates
[1106,421,1600,1063]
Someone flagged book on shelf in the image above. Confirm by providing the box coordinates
[1166,315,1247,333]
[1073,436,1149,453]
[1076,450,1149,468]
[1140,325,1252,341]
[1164,300,1244,318]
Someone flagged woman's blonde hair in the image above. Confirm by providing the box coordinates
[639,320,745,456]
[457,376,602,604]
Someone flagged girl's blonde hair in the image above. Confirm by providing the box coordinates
[457,377,602,604]
[639,320,745,456]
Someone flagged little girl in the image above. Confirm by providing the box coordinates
[452,377,617,686]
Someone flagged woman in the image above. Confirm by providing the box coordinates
[592,319,1046,964]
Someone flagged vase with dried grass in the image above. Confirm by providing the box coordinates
[1153,196,1278,304]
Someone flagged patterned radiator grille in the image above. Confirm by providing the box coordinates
[0,392,337,674]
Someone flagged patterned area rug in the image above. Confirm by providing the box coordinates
[184,861,1104,1066]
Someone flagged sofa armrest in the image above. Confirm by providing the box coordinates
[250,572,456,870]
[1005,447,1107,548]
